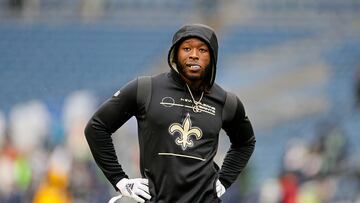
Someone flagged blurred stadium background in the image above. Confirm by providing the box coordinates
[1,0,360,202]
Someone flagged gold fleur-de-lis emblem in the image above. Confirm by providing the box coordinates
[169,114,203,150]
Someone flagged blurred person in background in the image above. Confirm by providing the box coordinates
[275,121,352,203]
[85,24,256,203]
[33,147,72,203]
[355,67,360,108]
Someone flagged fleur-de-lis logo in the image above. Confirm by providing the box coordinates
[169,114,203,150]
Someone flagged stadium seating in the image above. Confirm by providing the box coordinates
[0,24,175,112]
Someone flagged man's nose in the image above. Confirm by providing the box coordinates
[189,49,199,60]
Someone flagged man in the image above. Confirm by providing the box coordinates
[85,24,256,203]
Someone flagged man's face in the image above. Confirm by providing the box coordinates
[176,38,211,82]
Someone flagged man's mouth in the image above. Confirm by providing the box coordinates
[187,64,201,69]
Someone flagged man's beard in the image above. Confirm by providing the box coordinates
[176,62,207,81]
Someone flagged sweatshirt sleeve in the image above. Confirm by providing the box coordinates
[219,96,256,189]
[84,78,138,190]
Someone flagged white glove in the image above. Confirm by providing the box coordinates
[116,178,151,203]
[216,179,226,198]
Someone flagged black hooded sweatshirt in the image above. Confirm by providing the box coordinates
[85,24,256,203]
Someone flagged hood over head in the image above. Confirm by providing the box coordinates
[168,24,218,89]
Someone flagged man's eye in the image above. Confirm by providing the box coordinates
[183,48,191,51]
[199,48,208,53]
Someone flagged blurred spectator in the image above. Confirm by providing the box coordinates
[0,135,32,202]
[33,147,72,203]
[282,139,308,179]
[9,100,51,153]
[355,68,360,108]
[271,120,356,203]
[259,178,281,203]
[0,136,17,202]
[296,181,320,203]
[62,91,97,160]
[279,172,298,203]
[312,121,348,175]
[0,91,114,203]
[69,160,111,203]
[0,111,5,147]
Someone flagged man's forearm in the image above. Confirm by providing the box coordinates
[84,117,128,190]
[218,136,255,188]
